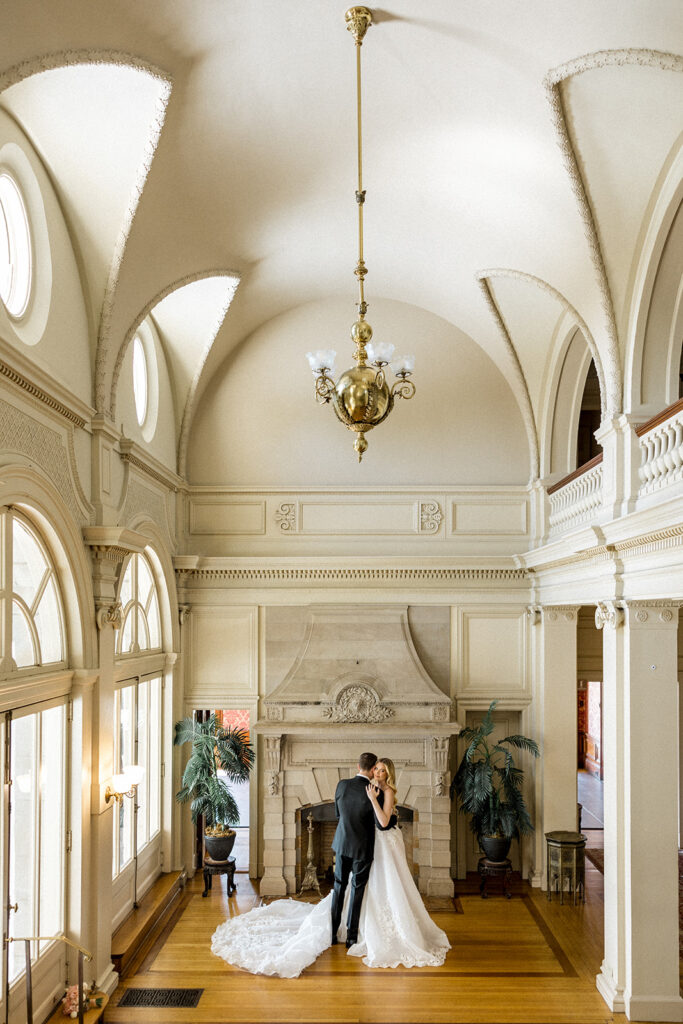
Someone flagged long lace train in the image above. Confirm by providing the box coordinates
[211,827,450,977]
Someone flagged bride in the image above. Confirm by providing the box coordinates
[210,758,450,977]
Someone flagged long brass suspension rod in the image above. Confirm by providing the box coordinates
[355,35,367,315]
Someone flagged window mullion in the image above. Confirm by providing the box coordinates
[29,567,50,618]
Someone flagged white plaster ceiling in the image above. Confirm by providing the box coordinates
[0,0,681,482]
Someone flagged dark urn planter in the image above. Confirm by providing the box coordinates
[204,830,236,862]
[480,835,511,861]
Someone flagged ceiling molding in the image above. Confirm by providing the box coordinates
[0,50,173,416]
[543,54,626,417]
[479,268,607,422]
[476,276,539,480]
[109,269,239,470]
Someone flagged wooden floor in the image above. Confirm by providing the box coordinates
[106,862,626,1024]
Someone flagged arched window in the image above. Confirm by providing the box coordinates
[0,509,68,1007]
[0,171,32,318]
[8,513,65,670]
[132,333,148,425]
[116,553,161,657]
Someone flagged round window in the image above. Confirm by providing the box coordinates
[132,333,148,425]
[0,172,32,318]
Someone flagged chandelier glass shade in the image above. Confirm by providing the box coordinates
[306,6,416,462]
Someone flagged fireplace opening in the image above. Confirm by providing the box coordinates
[295,802,416,893]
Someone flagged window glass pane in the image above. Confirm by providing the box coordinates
[136,607,149,651]
[120,560,134,609]
[148,591,161,649]
[12,600,36,667]
[34,576,63,664]
[120,607,135,655]
[12,519,47,608]
[138,557,153,608]
[0,172,32,318]
[137,681,148,850]
[133,336,148,425]
[39,706,65,950]
[9,715,37,982]
[149,678,161,837]
[118,686,135,872]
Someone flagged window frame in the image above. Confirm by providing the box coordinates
[0,169,33,320]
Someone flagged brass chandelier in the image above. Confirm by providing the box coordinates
[306,5,416,462]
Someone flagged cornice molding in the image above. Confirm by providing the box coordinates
[0,357,87,428]
[119,439,184,492]
[174,566,529,584]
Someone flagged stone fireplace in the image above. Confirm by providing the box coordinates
[255,605,460,897]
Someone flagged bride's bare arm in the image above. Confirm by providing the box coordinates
[367,784,395,828]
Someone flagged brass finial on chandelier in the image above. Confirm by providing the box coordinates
[305,6,416,462]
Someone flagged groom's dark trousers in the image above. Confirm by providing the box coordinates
[330,774,376,944]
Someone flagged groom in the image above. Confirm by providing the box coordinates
[330,751,377,948]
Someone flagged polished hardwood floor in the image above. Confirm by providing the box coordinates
[106,862,627,1024]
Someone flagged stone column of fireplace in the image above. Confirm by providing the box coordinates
[261,733,287,895]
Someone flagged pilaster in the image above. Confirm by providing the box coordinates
[259,734,287,895]
[539,605,578,865]
[597,600,683,1021]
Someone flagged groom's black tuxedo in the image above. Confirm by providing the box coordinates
[332,775,376,862]
[330,773,376,945]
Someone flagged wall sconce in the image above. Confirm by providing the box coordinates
[105,764,144,806]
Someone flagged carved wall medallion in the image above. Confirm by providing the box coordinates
[419,501,443,534]
[266,771,279,796]
[265,704,284,722]
[322,684,394,723]
[431,703,450,722]
[275,502,297,532]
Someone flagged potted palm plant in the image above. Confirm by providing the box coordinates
[174,714,255,861]
[451,700,540,861]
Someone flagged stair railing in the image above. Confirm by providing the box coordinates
[4,934,93,1024]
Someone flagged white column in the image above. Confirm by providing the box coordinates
[596,601,683,1022]
[539,606,578,865]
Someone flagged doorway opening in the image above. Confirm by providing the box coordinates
[192,709,251,874]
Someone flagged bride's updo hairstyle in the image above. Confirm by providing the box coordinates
[376,757,397,795]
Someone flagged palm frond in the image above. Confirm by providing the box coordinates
[499,734,540,757]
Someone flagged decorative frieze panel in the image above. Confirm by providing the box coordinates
[185,487,529,554]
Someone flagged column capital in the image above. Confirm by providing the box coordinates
[541,605,578,623]
[595,601,623,630]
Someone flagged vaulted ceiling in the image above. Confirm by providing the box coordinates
[1,1,681,484]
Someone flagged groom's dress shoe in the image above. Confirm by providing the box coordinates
[345,938,356,948]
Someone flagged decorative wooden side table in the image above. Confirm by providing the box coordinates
[545,830,586,904]
[478,857,513,898]
[202,855,237,897]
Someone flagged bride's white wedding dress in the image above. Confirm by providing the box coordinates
[210,823,450,977]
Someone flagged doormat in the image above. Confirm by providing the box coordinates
[118,988,203,1008]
